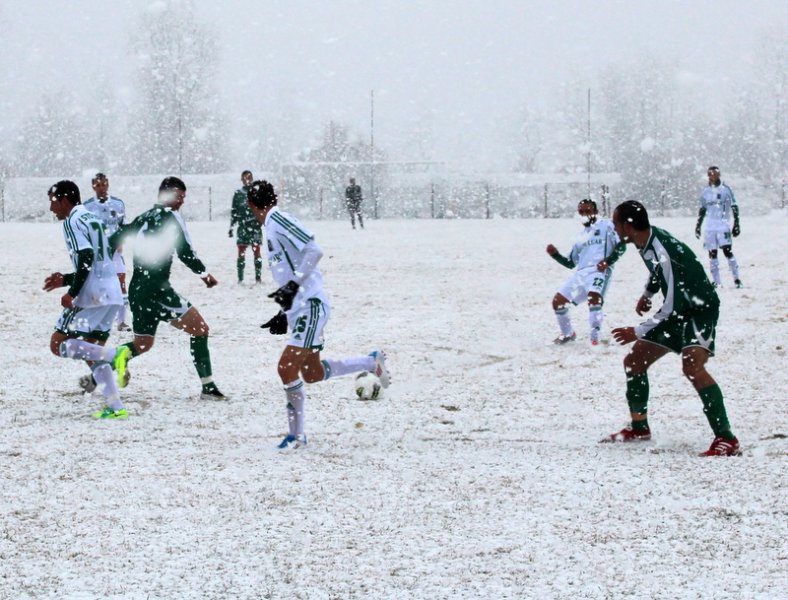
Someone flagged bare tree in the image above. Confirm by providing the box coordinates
[128,0,226,174]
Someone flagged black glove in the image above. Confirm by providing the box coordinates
[694,223,702,239]
[228,228,234,238]
[261,311,288,335]
[732,221,740,237]
[268,280,299,311]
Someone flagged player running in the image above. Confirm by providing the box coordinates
[602,200,740,457]
[695,166,743,288]
[246,180,390,450]
[546,199,626,345]
[44,180,128,419]
[110,176,227,400]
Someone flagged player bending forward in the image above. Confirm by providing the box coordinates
[247,180,390,450]
[603,200,740,457]
[546,199,626,345]
[44,180,128,419]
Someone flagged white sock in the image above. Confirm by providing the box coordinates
[60,339,115,362]
[92,362,123,409]
[554,308,573,336]
[117,294,129,324]
[284,379,306,437]
[727,256,740,281]
[588,305,604,340]
[320,356,374,380]
[709,258,721,285]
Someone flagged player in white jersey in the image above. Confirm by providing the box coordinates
[546,199,626,345]
[694,166,743,288]
[83,172,132,329]
[246,180,391,450]
[43,180,128,419]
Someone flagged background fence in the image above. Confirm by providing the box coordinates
[1,171,783,223]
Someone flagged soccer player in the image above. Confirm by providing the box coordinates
[246,180,390,450]
[695,166,743,288]
[44,180,128,419]
[228,170,263,284]
[110,176,227,400]
[602,200,740,457]
[83,172,131,330]
[546,199,626,345]
[344,177,364,229]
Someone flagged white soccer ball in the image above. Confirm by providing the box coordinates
[354,371,382,401]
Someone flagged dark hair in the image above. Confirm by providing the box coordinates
[159,176,187,192]
[578,198,598,212]
[241,170,253,178]
[708,166,720,172]
[614,200,650,230]
[48,180,81,205]
[247,180,278,210]
[92,172,107,184]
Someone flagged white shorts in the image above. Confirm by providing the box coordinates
[112,250,126,275]
[558,268,612,305]
[55,304,121,341]
[286,294,330,349]
[703,229,733,251]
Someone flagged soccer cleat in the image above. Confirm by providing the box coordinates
[553,332,577,345]
[369,350,391,388]
[277,434,307,450]
[600,425,652,443]
[117,322,132,332]
[591,340,600,346]
[92,406,129,420]
[79,374,97,393]
[200,387,229,401]
[734,279,743,289]
[113,346,132,389]
[699,436,741,457]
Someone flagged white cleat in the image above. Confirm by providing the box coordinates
[369,350,391,388]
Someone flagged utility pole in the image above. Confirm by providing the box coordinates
[370,89,377,219]
[586,88,592,200]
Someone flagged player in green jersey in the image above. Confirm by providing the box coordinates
[601,200,740,456]
[228,170,263,284]
[110,177,227,400]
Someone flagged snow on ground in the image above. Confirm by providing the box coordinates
[0,213,786,599]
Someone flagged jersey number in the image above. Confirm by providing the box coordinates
[89,222,106,261]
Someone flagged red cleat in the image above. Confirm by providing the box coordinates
[699,436,741,457]
[600,425,651,443]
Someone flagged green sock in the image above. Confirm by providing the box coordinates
[699,384,734,438]
[237,256,245,282]
[632,419,650,432]
[189,335,213,381]
[254,257,263,281]
[120,342,140,358]
[626,371,649,419]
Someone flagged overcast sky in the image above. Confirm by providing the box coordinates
[1,0,786,168]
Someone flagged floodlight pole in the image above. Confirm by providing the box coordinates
[586,88,592,200]
[371,89,377,218]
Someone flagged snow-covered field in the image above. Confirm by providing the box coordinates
[0,213,786,599]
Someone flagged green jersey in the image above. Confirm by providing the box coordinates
[112,204,206,291]
[635,226,718,338]
[230,187,262,242]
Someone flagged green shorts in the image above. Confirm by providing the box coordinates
[236,227,263,246]
[129,284,192,336]
[641,306,718,356]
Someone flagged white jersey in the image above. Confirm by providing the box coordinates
[62,205,123,308]
[565,218,620,272]
[84,195,126,236]
[699,183,736,232]
[264,207,325,308]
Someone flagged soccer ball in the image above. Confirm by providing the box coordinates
[354,371,382,401]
